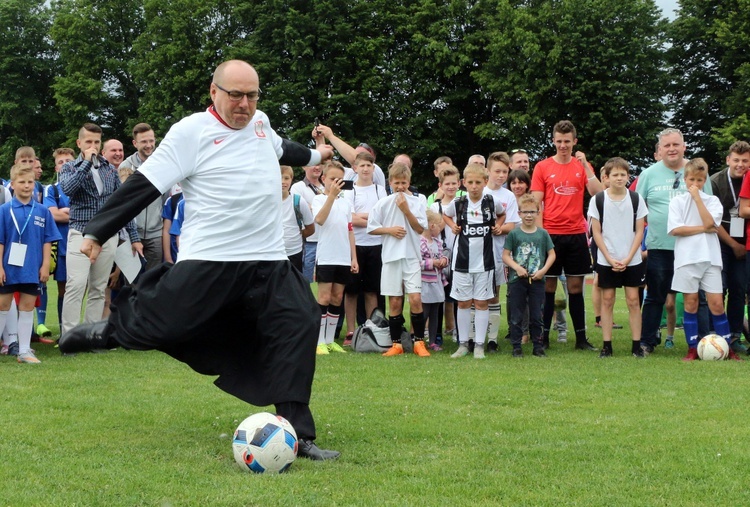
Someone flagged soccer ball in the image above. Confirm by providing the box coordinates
[697,334,729,361]
[232,412,298,473]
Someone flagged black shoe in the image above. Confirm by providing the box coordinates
[575,340,598,351]
[297,439,340,461]
[487,341,499,354]
[632,348,645,358]
[58,321,111,354]
[532,348,546,357]
[468,339,475,353]
[599,348,612,358]
[512,347,523,358]
[641,343,654,356]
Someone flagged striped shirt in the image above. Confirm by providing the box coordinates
[59,155,139,244]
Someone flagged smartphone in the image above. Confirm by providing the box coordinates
[341,180,354,191]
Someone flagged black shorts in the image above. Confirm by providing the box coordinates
[345,245,382,294]
[316,264,352,285]
[547,233,593,277]
[287,251,303,273]
[0,283,40,296]
[595,263,647,289]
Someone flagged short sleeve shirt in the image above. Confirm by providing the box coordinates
[530,157,589,235]
[504,227,554,284]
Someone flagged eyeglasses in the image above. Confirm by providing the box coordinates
[214,82,261,102]
[519,210,538,215]
[658,127,683,138]
[672,171,681,189]
[358,142,374,151]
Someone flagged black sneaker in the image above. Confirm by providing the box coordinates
[632,347,645,358]
[487,341,499,354]
[598,348,612,358]
[575,340,598,351]
[640,343,654,356]
[532,348,546,357]
[512,347,523,358]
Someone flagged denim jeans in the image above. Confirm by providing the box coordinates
[508,279,545,348]
[721,244,747,335]
[302,241,318,283]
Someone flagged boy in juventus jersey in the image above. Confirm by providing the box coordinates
[443,163,506,359]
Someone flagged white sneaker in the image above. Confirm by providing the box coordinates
[17,351,41,364]
[474,345,486,359]
[451,344,469,358]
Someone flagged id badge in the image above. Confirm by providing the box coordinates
[730,217,745,238]
[8,242,27,267]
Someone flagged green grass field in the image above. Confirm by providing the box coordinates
[2,283,749,506]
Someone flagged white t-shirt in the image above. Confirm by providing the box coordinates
[291,179,324,242]
[667,191,723,269]
[282,193,313,256]
[367,193,427,263]
[431,199,456,253]
[312,194,352,266]
[137,107,319,262]
[344,163,386,188]
[587,190,648,267]
[443,196,505,273]
[483,185,520,265]
[343,183,386,246]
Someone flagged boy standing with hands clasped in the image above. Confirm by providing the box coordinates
[668,158,741,361]
[0,163,61,363]
[588,158,648,358]
[368,162,430,357]
[503,194,555,357]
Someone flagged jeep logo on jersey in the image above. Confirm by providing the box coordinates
[463,224,491,237]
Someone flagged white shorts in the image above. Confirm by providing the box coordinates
[381,258,421,296]
[671,262,723,294]
[450,270,496,302]
[494,260,507,286]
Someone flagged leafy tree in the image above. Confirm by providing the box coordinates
[0,0,60,177]
[473,0,669,170]
[50,0,144,145]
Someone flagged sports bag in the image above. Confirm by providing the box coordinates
[352,319,393,353]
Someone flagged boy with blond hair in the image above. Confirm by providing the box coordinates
[280,165,314,271]
[443,163,506,359]
[668,158,740,361]
[368,162,430,357]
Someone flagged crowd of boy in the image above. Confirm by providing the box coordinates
[3,113,750,367]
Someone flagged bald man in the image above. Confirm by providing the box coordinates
[59,60,339,460]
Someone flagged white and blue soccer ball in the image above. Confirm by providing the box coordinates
[232,412,298,474]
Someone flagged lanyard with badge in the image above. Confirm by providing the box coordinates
[727,171,744,238]
[9,201,34,267]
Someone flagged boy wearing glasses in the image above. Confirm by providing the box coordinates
[503,194,555,357]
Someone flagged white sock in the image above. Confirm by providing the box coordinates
[17,310,33,355]
[474,309,489,346]
[325,313,340,345]
[468,307,476,339]
[487,304,501,343]
[0,311,9,344]
[457,307,472,345]
[318,314,326,346]
[4,301,18,344]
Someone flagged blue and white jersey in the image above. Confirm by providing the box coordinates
[0,198,61,284]
[43,183,71,256]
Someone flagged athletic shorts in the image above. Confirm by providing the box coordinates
[0,283,39,296]
[450,270,496,302]
[345,245,382,295]
[595,262,646,289]
[315,264,351,285]
[380,258,421,296]
[547,233,593,277]
[671,262,723,294]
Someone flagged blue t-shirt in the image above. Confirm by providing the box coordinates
[168,199,186,261]
[43,183,71,256]
[0,198,61,285]
[162,193,183,262]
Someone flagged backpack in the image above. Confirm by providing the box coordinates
[352,320,393,353]
[454,194,497,229]
[594,190,639,232]
[293,193,303,230]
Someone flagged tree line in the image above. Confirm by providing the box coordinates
[1,0,747,190]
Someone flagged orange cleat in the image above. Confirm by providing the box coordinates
[382,343,404,357]
[413,341,431,357]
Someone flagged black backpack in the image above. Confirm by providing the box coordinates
[594,190,639,232]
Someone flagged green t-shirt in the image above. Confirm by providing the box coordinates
[504,227,555,284]
[426,189,466,207]
[636,161,713,251]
